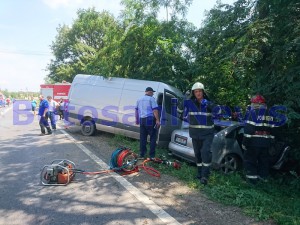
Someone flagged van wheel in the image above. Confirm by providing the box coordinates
[81,120,96,136]
[219,154,241,174]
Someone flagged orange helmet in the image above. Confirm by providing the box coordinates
[251,95,265,104]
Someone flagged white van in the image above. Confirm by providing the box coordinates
[66,74,184,147]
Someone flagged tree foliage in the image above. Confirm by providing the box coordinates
[47,8,120,82]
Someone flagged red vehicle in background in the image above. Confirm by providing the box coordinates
[40,82,71,103]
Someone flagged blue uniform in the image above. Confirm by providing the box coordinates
[38,99,52,134]
[183,97,218,182]
[242,106,276,183]
[136,95,159,158]
[39,99,49,116]
[136,95,158,118]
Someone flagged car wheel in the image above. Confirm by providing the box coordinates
[81,120,96,136]
[219,154,241,174]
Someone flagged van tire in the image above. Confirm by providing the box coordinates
[81,120,96,136]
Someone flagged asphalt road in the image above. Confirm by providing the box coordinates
[0,103,181,225]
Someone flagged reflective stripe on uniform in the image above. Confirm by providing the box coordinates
[197,163,203,167]
[202,163,211,167]
[245,120,277,127]
[189,112,212,116]
[246,175,258,179]
[244,134,275,139]
[189,124,214,129]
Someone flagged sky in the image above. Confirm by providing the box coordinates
[0,0,235,92]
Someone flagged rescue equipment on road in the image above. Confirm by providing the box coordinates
[40,147,181,186]
[41,159,76,186]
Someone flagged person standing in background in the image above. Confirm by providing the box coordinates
[46,96,57,130]
[58,98,65,120]
[31,97,37,116]
[38,95,52,135]
[6,97,11,106]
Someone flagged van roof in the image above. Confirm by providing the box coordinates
[73,74,183,97]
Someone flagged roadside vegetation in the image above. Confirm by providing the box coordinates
[0,90,38,100]
[110,135,300,225]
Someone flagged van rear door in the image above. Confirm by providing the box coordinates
[157,89,183,147]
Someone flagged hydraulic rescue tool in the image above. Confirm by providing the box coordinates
[40,147,181,186]
[40,159,76,186]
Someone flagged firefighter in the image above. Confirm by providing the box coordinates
[242,94,274,185]
[183,82,216,185]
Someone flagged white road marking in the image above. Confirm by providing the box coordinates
[60,129,181,225]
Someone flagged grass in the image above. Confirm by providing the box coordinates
[109,135,300,225]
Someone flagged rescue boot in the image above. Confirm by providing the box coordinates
[246,175,258,185]
[200,165,210,185]
[201,165,210,179]
[46,126,52,135]
[40,124,46,134]
[258,176,269,183]
[246,178,258,185]
[200,177,208,185]
[196,166,202,180]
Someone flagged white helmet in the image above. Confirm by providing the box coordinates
[191,82,204,91]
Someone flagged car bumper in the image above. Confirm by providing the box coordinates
[169,141,222,170]
[168,142,195,163]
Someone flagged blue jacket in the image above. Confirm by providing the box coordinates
[242,106,275,147]
[184,98,217,138]
[38,99,49,116]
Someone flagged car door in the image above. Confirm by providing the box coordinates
[157,89,184,147]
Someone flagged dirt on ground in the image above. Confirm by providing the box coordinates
[64,125,276,225]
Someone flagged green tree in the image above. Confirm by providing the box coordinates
[195,0,255,106]
[194,0,300,160]
[114,0,197,91]
[47,8,120,82]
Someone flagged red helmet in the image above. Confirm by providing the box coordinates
[251,95,266,104]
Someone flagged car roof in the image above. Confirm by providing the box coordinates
[173,120,244,135]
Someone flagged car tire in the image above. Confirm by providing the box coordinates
[219,154,242,174]
[81,120,96,136]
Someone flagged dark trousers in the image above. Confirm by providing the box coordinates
[46,111,56,129]
[244,146,270,179]
[139,117,157,158]
[192,135,213,178]
[59,109,64,119]
[39,116,51,134]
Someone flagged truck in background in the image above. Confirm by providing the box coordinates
[40,82,71,102]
